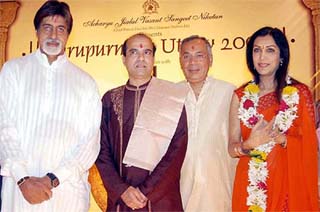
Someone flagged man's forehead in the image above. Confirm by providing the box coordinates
[182,43,206,53]
[41,15,67,25]
[183,39,206,49]
[127,36,153,49]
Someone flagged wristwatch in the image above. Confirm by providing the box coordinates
[46,173,60,188]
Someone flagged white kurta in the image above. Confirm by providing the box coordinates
[180,76,238,212]
[0,49,102,212]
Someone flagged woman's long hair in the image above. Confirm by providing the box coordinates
[246,27,291,101]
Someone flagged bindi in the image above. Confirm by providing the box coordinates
[191,46,195,50]
[139,44,143,48]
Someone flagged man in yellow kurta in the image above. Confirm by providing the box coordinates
[178,35,237,211]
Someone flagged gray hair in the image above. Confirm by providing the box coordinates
[179,35,212,57]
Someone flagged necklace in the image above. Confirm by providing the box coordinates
[238,80,299,212]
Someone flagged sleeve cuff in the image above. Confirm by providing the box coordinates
[53,166,75,184]
[2,160,29,183]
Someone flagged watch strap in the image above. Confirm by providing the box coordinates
[46,172,60,188]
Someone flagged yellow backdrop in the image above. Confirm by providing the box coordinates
[4,0,316,211]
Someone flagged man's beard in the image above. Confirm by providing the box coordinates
[42,38,63,56]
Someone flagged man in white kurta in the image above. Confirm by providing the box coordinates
[179,35,237,211]
[0,1,101,211]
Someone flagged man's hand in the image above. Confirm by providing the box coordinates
[18,176,52,204]
[38,175,53,189]
[120,186,148,210]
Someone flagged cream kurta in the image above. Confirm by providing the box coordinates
[0,49,102,212]
[180,76,237,212]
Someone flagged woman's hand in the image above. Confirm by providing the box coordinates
[243,117,276,150]
[270,127,287,147]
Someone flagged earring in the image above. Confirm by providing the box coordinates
[286,75,292,85]
[280,59,283,67]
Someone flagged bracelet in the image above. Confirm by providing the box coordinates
[17,176,30,186]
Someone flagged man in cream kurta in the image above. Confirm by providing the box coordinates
[179,35,237,211]
[0,1,101,211]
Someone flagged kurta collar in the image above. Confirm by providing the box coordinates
[35,49,67,70]
[125,78,151,91]
[187,76,212,101]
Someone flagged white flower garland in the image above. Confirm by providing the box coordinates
[238,81,299,212]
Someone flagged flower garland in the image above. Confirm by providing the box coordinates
[238,80,299,212]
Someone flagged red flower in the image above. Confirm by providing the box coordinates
[279,100,289,112]
[243,99,254,109]
[257,181,267,190]
[248,116,259,125]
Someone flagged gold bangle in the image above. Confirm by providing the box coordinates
[17,176,30,186]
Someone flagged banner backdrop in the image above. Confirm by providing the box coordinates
[6,0,314,95]
[3,0,316,211]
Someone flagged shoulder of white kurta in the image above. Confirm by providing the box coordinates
[63,61,100,95]
[176,80,192,92]
[176,80,187,84]
[206,77,235,100]
[207,76,236,90]
[1,52,36,74]
[176,80,188,87]
[7,51,36,64]
[67,62,96,83]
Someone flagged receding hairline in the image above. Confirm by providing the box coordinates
[126,33,153,44]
